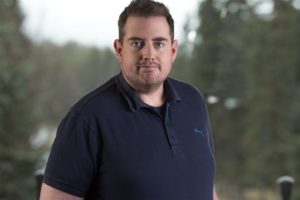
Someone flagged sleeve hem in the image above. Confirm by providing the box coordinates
[43,175,86,198]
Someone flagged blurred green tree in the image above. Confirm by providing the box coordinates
[30,42,119,126]
[242,0,300,196]
[0,0,39,199]
[192,0,222,93]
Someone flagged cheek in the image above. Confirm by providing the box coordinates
[122,52,139,63]
[121,54,132,65]
[121,57,137,73]
[160,62,172,75]
[161,54,174,67]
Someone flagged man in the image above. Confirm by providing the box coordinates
[40,0,216,199]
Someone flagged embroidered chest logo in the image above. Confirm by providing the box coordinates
[194,128,205,136]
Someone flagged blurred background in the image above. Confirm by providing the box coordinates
[1,0,300,199]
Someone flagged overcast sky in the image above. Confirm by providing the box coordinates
[19,0,201,48]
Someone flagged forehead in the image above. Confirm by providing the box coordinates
[123,16,172,40]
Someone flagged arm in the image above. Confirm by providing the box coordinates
[214,189,219,200]
[39,183,83,200]
[41,113,100,199]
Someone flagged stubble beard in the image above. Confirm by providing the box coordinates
[127,62,167,94]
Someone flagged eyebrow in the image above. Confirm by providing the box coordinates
[128,37,169,42]
[153,37,168,42]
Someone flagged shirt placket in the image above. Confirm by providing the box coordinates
[164,103,185,159]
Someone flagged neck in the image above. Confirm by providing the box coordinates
[138,85,165,107]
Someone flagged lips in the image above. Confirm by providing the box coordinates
[139,65,158,69]
[138,66,159,75]
[138,62,160,70]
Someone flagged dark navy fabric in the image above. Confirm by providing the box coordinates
[43,73,215,200]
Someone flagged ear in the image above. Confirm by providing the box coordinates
[171,40,178,63]
[114,39,123,62]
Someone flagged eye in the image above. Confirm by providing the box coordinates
[154,41,165,49]
[131,41,144,49]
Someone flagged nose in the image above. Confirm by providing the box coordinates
[141,42,155,61]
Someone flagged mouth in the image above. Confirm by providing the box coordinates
[138,65,160,74]
[139,65,157,69]
[138,62,160,70]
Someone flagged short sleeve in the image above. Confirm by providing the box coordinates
[43,112,101,198]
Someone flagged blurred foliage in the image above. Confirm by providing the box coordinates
[0,0,40,199]
[1,0,300,199]
[30,41,119,126]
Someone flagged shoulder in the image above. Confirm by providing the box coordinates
[167,77,206,102]
[67,75,119,117]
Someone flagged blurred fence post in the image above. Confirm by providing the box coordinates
[277,176,295,200]
[35,170,44,200]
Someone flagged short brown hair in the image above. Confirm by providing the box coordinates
[118,0,174,43]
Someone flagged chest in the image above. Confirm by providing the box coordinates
[92,103,215,199]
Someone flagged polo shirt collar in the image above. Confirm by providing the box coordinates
[115,72,181,112]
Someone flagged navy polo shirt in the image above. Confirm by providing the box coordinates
[43,73,215,200]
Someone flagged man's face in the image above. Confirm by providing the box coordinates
[114,16,178,93]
